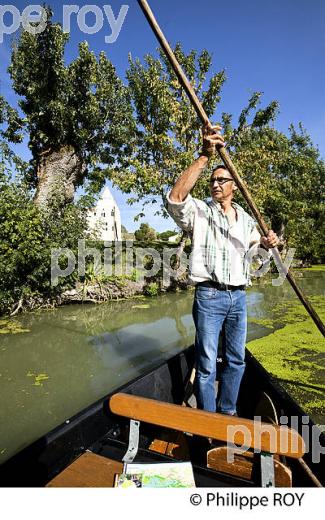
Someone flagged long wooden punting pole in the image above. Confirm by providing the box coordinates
[137,0,325,337]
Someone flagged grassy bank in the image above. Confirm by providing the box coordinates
[298,265,325,272]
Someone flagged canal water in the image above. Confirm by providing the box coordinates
[0,269,324,463]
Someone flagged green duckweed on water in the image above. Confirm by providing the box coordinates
[0,319,30,334]
[247,296,325,421]
[27,372,50,387]
[247,317,274,329]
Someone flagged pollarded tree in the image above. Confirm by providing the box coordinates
[7,6,135,207]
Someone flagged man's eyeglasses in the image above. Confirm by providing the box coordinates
[209,177,234,186]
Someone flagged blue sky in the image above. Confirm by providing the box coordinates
[1,0,324,231]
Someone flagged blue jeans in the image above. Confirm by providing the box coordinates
[192,285,247,414]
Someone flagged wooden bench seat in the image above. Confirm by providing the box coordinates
[110,393,305,458]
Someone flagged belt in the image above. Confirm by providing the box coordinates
[196,281,246,291]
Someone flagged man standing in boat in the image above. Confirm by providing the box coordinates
[165,124,279,415]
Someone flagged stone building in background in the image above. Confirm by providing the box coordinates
[87,187,122,241]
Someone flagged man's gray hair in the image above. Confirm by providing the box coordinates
[211,164,232,178]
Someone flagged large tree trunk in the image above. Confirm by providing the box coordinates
[34,145,85,206]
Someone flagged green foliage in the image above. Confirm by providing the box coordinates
[157,230,178,241]
[0,95,24,144]
[189,93,324,264]
[109,43,226,218]
[117,44,323,262]
[230,123,325,262]
[0,96,28,178]
[134,223,157,242]
[7,6,134,192]
[0,170,89,314]
[144,282,159,297]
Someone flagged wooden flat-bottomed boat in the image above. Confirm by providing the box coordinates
[0,346,324,487]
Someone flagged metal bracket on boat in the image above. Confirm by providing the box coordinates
[122,419,140,463]
[260,452,275,487]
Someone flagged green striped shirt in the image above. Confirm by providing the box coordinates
[166,191,263,286]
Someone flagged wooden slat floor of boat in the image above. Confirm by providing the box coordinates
[46,452,123,487]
